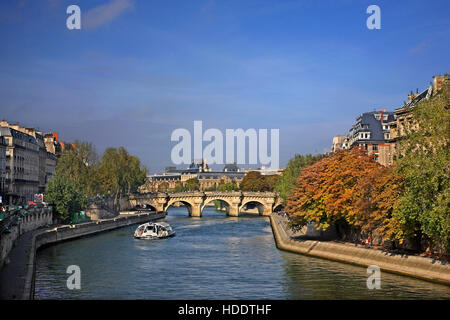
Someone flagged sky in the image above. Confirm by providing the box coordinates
[0,0,449,173]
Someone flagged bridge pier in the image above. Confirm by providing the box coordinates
[190,205,202,217]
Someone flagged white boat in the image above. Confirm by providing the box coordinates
[134,221,175,240]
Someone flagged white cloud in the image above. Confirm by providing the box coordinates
[82,0,134,30]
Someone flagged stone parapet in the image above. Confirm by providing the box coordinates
[270,214,450,286]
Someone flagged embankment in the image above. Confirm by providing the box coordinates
[0,211,165,300]
[270,214,450,285]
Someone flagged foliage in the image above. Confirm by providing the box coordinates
[286,148,381,231]
[184,178,200,191]
[274,154,326,204]
[53,141,99,197]
[394,77,450,251]
[240,171,279,192]
[216,181,239,191]
[96,147,148,208]
[206,180,239,191]
[47,143,147,212]
[354,166,405,240]
[45,175,87,223]
[174,178,200,192]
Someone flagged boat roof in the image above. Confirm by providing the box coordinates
[140,221,171,227]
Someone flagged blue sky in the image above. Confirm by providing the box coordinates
[0,0,449,173]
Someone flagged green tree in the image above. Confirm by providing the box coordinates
[216,180,239,191]
[184,178,200,191]
[97,147,148,210]
[45,175,87,223]
[274,154,325,203]
[53,141,99,197]
[394,76,450,253]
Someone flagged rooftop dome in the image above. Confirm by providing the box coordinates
[223,163,239,172]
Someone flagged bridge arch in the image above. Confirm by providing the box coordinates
[165,199,195,216]
[134,203,157,211]
[201,198,232,215]
[273,203,284,212]
[239,200,266,215]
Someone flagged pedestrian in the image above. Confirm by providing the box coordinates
[368,236,372,248]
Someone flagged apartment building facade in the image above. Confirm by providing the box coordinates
[0,121,61,205]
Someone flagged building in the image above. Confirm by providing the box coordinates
[330,135,347,152]
[387,75,447,165]
[0,124,40,204]
[348,110,395,166]
[141,160,246,192]
[331,75,448,167]
[331,110,395,166]
[0,136,7,203]
[44,133,62,184]
[0,121,62,205]
[245,165,284,176]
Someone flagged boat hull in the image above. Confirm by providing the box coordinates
[134,231,176,240]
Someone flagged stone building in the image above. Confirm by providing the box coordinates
[0,124,40,204]
[0,121,61,204]
[0,136,6,202]
[348,110,395,166]
[44,133,62,184]
[141,160,246,192]
[330,135,347,152]
[387,75,447,165]
[331,110,395,166]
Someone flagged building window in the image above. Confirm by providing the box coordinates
[372,144,378,151]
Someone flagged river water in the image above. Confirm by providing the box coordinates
[34,207,450,299]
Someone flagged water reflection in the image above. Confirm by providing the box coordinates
[34,206,450,299]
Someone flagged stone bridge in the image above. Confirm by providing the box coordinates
[128,191,283,217]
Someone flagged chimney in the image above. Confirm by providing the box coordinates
[433,75,445,92]
[407,90,416,103]
[25,128,35,136]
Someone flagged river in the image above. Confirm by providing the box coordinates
[34,206,450,299]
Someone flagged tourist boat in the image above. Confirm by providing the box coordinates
[134,222,175,240]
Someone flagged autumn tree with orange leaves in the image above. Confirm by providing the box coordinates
[286,148,385,232]
[354,165,405,240]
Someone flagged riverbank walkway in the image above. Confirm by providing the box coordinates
[0,212,165,300]
[270,214,450,285]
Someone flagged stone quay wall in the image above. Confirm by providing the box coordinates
[1,211,165,300]
[270,214,450,286]
[0,207,53,271]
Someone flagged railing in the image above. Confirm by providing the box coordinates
[0,204,52,235]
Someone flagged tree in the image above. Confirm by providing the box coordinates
[96,147,148,210]
[216,180,239,191]
[394,76,449,252]
[184,178,200,191]
[241,171,279,192]
[45,175,86,223]
[354,165,405,240]
[53,141,99,197]
[286,148,381,231]
[274,154,325,204]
